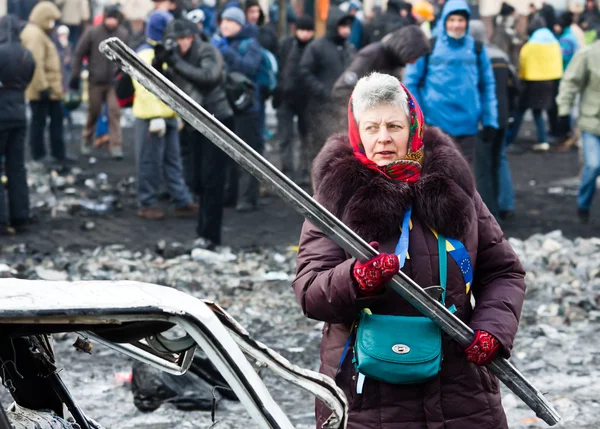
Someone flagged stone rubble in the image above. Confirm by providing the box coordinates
[0,230,599,428]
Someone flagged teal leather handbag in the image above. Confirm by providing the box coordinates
[351,213,448,385]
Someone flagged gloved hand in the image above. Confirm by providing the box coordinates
[352,242,399,296]
[69,76,80,91]
[212,35,229,53]
[148,118,167,137]
[481,126,497,143]
[465,330,501,366]
[39,88,51,101]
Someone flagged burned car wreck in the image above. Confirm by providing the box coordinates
[0,279,348,428]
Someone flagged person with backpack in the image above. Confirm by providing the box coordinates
[161,18,234,248]
[403,0,498,167]
[0,15,36,236]
[212,7,263,212]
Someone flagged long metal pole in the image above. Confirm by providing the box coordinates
[100,37,561,426]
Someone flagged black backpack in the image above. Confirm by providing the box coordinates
[224,71,256,113]
[420,37,484,87]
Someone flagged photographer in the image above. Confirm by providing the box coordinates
[162,18,234,249]
[132,10,198,220]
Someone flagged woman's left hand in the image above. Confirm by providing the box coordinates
[465,330,501,366]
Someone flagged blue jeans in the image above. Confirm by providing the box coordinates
[134,118,192,208]
[507,108,548,144]
[578,131,600,210]
[498,134,515,212]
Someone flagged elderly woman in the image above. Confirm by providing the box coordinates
[293,73,526,429]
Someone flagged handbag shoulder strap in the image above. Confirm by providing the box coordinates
[437,232,447,304]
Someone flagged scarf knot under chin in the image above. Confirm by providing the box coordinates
[348,83,425,183]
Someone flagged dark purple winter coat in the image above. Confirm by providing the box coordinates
[293,127,526,429]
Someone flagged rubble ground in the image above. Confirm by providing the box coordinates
[2,231,600,428]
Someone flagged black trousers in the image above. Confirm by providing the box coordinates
[225,112,263,207]
[0,125,30,226]
[191,116,235,245]
[28,100,65,161]
[276,101,309,179]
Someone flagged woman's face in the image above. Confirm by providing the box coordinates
[358,104,410,166]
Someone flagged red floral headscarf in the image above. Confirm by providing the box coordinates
[348,82,425,183]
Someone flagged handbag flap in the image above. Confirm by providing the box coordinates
[357,312,441,364]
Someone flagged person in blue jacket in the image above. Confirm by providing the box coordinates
[404,0,499,167]
[212,7,263,212]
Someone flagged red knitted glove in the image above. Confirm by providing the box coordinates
[352,242,399,296]
[465,330,501,366]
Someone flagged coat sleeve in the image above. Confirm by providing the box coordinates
[221,39,262,79]
[23,33,49,95]
[469,193,526,358]
[172,45,223,89]
[298,42,327,97]
[293,220,382,324]
[556,49,588,116]
[402,55,426,108]
[71,29,92,83]
[478,45,499,129]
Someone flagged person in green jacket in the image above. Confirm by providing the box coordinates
[556,41,600,223]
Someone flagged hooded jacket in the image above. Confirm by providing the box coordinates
[294,123,525,427]
[164,35,233,121]
[0,15,36,125]
[71,21,129,86]
[20,1,63,101]
[220,23,263,113]
[298,7,355,100]
[403,0,499,136]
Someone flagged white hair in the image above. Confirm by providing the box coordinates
[351,73,409,123]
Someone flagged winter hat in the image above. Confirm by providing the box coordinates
[413,1,434,21]
[167,18,198,38]
[297,16,315,31]
[348,1,361,12]
[146,10,173,42]
[499,2,516,17]
[469,20,488,44]
[348,73,425,183]
[104,5,121,20]
[221,7,246,26]
[447,9,469,21]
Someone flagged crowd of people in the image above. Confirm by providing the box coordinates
[0,0,599,244]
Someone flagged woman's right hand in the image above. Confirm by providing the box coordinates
[352,242,400,296]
